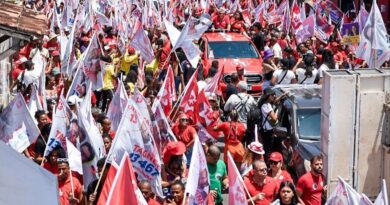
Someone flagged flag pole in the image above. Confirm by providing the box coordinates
[69,169,75,199]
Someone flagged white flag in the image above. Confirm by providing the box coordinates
[185,137,210,204]
[0,141,59,205]
[130,20,155,63]
[356,0,390,68]
[107,98,164,197]
[0,94,40,153]
[228,152,247,205]
[374,180,388,205]
[107,80,128,131]
[326,177,361,205]
[77,83,105,186]
[43,96,69,157]
[66,138,83,174]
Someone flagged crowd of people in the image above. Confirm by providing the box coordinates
[3,0,390,204]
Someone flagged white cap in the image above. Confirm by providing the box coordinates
[237,81,248,91]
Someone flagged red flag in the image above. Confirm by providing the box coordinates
[227,152,247,205]
[195,89,219,141]
[156,66,177,116]
[179,70,199,123]
[105,153,147,205]
[97,164,118,205]
[314,13,335,43]
[290,0,302,32]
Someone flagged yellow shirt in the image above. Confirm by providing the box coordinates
[103,64,115,90]
[121,52,139,74]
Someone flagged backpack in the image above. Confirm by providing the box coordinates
[234,94,255,122]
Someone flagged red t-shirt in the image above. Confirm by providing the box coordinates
[43,41,60,55]
[158,43,171,70]
[296,172,324,205]
[244,171,278,205]
[58,175,83,205]
[267,170,293,190]
[212,15,230,29]
[216,122,245,144]
[231,20,245,32]
[171,125,197,147]
[147,198,161,205]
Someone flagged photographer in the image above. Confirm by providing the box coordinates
[257,88,288,160]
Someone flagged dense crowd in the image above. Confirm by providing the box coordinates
[3,0,390,204]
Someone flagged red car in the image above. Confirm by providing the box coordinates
[199,32,263,97]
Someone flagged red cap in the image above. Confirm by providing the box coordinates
[236,64,244,71]
[269,152,283,162]
[162,141,186,164]
[52,50,60,57]
[128,47,135,55]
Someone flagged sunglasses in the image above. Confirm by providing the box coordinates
[180,118,189,122]
[270,161,280,165]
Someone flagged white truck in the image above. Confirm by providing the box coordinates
[321,69,390,200]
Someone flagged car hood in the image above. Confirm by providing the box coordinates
[296,140,321,160]
[214,58,262,74]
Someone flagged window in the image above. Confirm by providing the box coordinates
[208,41,259,59]
[296,108,321,140]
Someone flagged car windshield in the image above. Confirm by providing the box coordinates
[296,108,321,140]
[208,41,259,59]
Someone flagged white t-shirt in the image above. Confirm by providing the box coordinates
[17,69,40,87]
[273,43,283,59]
[296,68,318,84]
[261,103,274,131]
[273,69,295,85]
[318,64,329,78]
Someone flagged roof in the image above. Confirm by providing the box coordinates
[0,2,48,39]
[274,85,322,109]
[203,32,250,42]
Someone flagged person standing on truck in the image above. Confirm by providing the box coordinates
[296,155,326,205]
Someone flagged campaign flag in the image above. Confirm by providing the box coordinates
[227,152,247,205]
[97,162,118,205]
[196,89,219,142]
[79,33,104,90]
[356,4,369,33]
[186,16,213,41]
[295,15,315,44]
[204,65,223,95]
[77,84,105,186]
[178,70,199,123]
[43,96,70,157]
[0,141,59,205]
[164,18,202,68]
[107,98,164,197]
[105,152,148,205]
[281,2,291,34]
[361,194,374,205]
[314,14,335,43]
[341,22,360,45]
[28,85,43,123]
[290,0,303,32]
[0,94,40,153]
[356,0,390,68]
[315,0,343,25]
[130,20,155,63]
[185,137,210,204]
[156,66,177,116]
[326,177,361,205]
[62,10,80,77]
[374,180,388,205]
[107,80,128,131]
[131,88,152,129]
[151,100,177,155]
[66,138,83,174]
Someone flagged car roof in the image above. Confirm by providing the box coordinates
[203,32,250,42]
[274,85,322,109]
